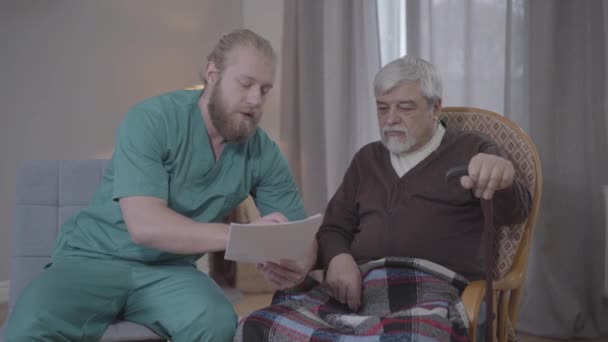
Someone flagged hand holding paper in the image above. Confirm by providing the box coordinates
[224,214,323,263]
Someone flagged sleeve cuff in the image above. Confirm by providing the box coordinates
[112,187,168,202]
[317,231,351,270]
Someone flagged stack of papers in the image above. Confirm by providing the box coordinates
[224,214,323,263]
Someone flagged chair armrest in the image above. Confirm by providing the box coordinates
[231,196,261,224]
[214,196,261,288]
[492,270,523,290]
[492,243,528,290]
[462,280,486,341]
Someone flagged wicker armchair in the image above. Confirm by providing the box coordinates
[440,107,542,342]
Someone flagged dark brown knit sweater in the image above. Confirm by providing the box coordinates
[316,127,531,280]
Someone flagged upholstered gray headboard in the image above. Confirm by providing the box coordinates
[9,159,109,311]
[2,159,175,341]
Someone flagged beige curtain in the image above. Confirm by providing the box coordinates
[280,0,381,214]
[517,1,608,337]
[406,0,608,337]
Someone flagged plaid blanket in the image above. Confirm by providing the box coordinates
[234,257,470,342]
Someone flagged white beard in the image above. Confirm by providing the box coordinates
[381,126,417,154]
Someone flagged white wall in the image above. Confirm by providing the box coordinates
[243,0,285,142]
[0,0,245,282]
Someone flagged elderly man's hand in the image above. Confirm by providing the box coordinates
[256,239,317,290]
[460,153,515,200]
[326,253,362,312]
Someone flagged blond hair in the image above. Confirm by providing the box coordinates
[203,29,276,85]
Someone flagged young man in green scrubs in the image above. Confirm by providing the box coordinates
[5,29,315,342]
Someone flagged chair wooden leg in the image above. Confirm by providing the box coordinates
[498,291,510,342]
[462,280,486,341]
[209,251,236,287]
[508,288,523,328]
[493,291,498,342]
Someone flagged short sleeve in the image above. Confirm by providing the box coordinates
[112,108,170,202]
[251,140,306,221]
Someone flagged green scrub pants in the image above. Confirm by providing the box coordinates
[4,256,237,341]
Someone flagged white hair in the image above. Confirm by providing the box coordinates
[373,55,442,105]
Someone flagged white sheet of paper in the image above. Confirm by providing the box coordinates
[224,213,323,263]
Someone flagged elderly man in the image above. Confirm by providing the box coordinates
[235,56,531,341]
[5,29,312,342]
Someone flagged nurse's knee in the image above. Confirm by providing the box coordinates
[205,303,237,341]
[5,274,83,341]
[174,299,237,342]
[5,307,56,341]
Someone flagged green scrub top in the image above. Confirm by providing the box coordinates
[52,89,306,264]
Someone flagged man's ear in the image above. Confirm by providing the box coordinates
[432,99,443,120]
[204,62,220,85]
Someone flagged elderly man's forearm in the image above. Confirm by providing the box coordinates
[316,229,352,269]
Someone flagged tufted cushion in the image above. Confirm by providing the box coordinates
[8,160,164,341]
[5,160,247,341]
[440,109,538,279]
